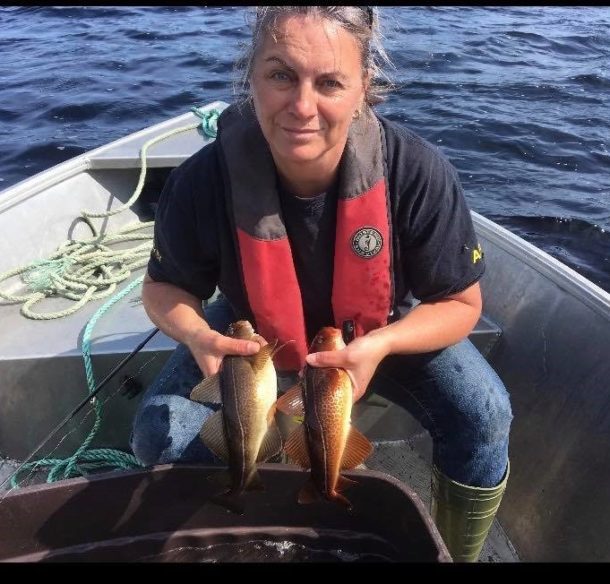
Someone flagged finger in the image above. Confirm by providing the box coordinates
[203,364,220,378]
[305,350,347,368]
[251,333,269,347]
[350,378,366,403]
[218,337,260,356]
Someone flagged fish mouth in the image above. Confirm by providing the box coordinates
[226,320,255,338]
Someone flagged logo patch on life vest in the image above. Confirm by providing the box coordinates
[351,227,383,259]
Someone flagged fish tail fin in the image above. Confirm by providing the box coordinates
[210,490,246,515]
[297,477,321,505]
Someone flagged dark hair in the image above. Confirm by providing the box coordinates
[234,6,394,106]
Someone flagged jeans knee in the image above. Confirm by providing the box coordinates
[131,437,160,468]
[131,394,219,466]
[468,378,513,446]
[130,403,172,466]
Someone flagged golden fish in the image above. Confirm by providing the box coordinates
[276,327,373,510]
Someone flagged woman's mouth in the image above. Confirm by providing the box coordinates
[283,128,319,134]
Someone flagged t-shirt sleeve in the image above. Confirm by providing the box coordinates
[147,158,219,301]
[398,150,485,302]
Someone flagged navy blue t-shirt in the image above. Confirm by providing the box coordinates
[278,181,338,342]
[147,114,485,340]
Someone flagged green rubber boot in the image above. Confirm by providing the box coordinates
[431,462,509,562]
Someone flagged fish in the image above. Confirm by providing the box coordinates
[276,326,374,510]
[189,320,285,514]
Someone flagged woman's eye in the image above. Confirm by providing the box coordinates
[270,71,291,82]
[321,79,342,89]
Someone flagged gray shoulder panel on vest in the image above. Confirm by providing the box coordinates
[338,111,386,200]
[218,104,287,240]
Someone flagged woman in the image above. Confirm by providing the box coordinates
[131,6,512,562]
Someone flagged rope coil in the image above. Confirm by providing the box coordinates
[0,107,220,318]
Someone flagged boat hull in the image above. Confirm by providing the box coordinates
[1,105,609,561]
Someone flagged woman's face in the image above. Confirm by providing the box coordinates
[250,14,367,170]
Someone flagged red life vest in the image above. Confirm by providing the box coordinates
[217,105,393,373]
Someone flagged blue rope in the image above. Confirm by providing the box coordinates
[64,275,146,479]
[191,106,219,138]
[9,277,145,489]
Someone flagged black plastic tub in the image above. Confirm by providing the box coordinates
[0,463,451,562]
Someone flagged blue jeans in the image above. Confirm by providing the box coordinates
[130,296,512,488]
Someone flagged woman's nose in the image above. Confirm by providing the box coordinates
[289,82,317,119]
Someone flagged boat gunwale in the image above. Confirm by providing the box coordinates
[473,210,610,318]
[0,101,229,214]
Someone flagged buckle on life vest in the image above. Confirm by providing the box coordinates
[342,319,356,344]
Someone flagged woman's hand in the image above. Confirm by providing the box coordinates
[186,328,261,378]
[305,330,391,403]
[142,276,262,377]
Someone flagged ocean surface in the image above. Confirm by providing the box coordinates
[1,6,608,292]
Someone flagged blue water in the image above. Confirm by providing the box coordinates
[1,6,608,291]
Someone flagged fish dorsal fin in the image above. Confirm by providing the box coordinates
[248,339,279,372]
[276,384,305,417]
[340,426,374,470]
[272,339,296,358]
[256,421,283,463]
[250,337,295,366]
[199,410,229,462]
[283,424,311,469]
[190,374,222,404]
